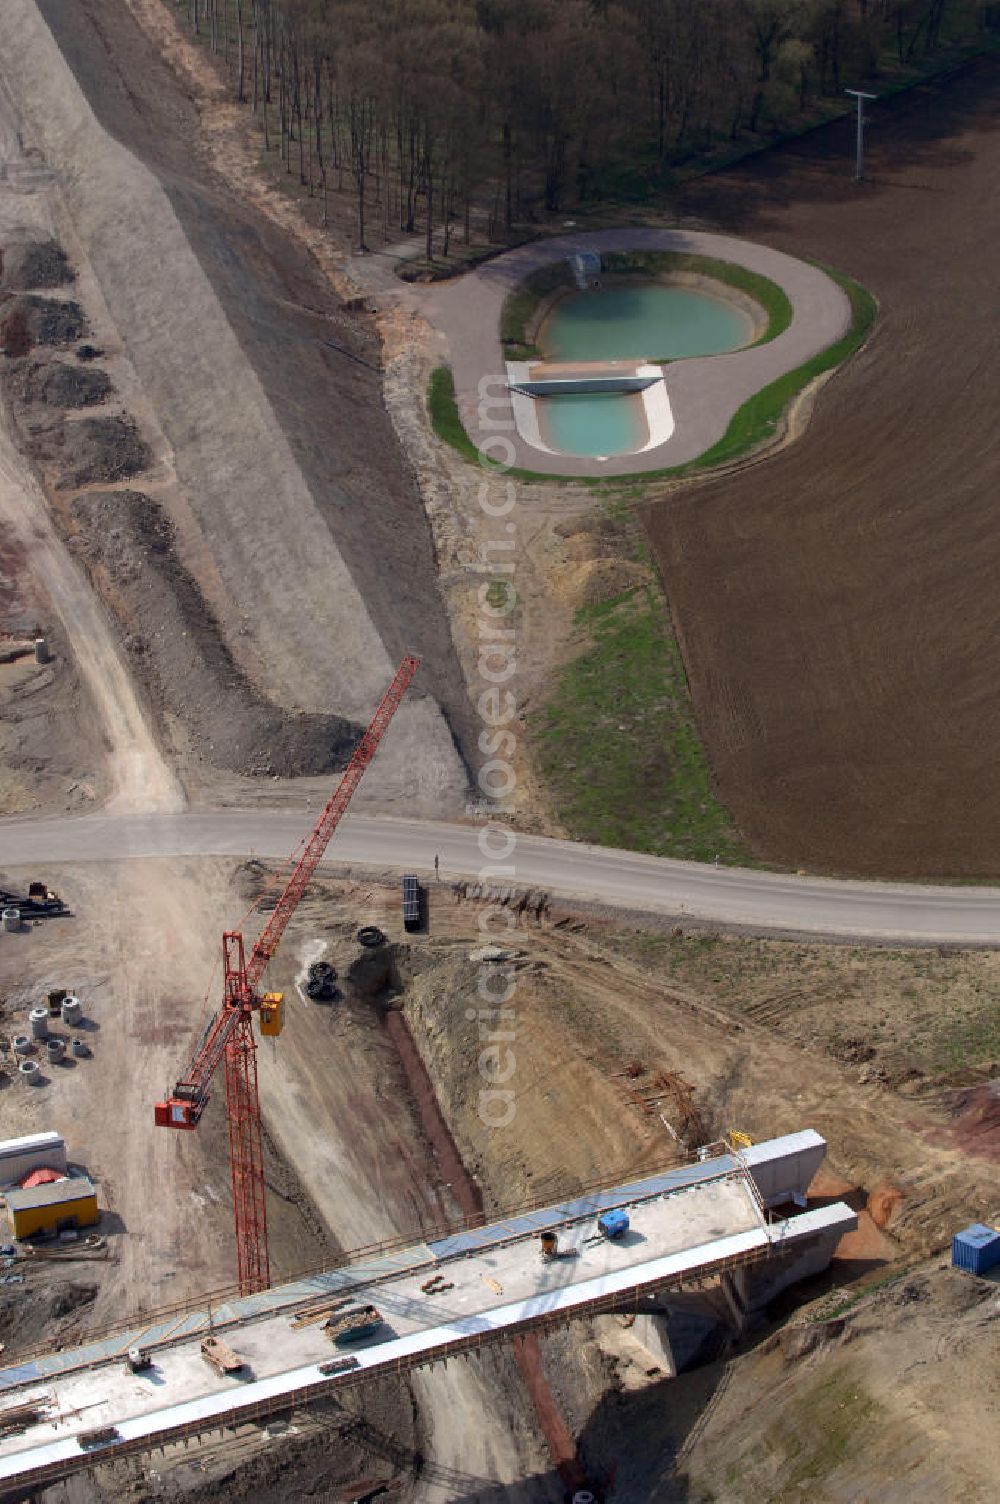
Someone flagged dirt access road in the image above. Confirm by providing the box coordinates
[645,56,1000,879]
[0,410,181,816]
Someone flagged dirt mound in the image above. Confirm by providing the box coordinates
[1,238,74,290]
[2,356,110,408]
[0,293,85,350]
[46,1281,99,1319]
[345,941,406,1000]
[21,411,150,488]
[939,1082,1000,1161]
[0,1278,97,1358]
[868,1180,907,1230]
[69,490,361,777]
[552,557,653,608]
[60,414,150,487]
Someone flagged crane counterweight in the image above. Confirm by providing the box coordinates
[154,656,421,1293]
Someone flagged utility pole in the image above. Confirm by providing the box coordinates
[845,89,877,181]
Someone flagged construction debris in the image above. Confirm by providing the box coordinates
[325,1305,384,1346]
[0,883,67,919]
[291,1297,355,1330]
[200,1336,244,1376]
[0,1401,49,1437]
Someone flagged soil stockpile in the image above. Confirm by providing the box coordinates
[0,1278,97,1358]
[0,236,74,289]
[2,355,110,407]
[644,57,1000,878]
[69,489,360,777]
[0,292,85,351]
[25,412,151,487]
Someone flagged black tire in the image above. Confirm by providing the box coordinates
[356,925,385,948]
[308,961,336,983]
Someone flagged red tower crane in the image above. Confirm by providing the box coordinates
[155,655,420,1296]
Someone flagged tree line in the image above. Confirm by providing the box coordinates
[174,1,995,253]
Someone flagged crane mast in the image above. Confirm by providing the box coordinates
[155,656,420,1295]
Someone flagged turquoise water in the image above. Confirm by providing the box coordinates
[541,392,645,458]
[541,282,752,362]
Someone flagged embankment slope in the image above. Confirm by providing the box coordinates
[0,0,470,811]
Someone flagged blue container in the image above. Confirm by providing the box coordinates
[598,1209,630,1240]
[952,1223,1000,1275]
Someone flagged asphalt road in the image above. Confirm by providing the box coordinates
[2,810,999,945]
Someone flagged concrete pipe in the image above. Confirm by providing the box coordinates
[12,1035,32,1055]
[61,996,83,1027]
[71,1037,89,1059]
[18,1060,42,1086]
[34,637,50,664]
[2,908,20,933]
[46,1038,65,1064]
[28,1007,49,1040]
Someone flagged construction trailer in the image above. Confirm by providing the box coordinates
[0,1133,67,1188]
[3,1177,98,1240]
[402,875,421,932]
[952,1223,1000,1275]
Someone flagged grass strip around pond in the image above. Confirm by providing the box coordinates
[669,266,876,475]
[426,366,578,483]
[499,249,792,361]
[427,365,480,464]
[531,579,751,864]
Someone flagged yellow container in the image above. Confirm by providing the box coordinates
[5,1178,98,1239]
[259,992,284,1037]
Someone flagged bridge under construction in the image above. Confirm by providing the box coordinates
[0,1131,854,1492]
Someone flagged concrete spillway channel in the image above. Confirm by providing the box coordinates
[0,1132,854,1491]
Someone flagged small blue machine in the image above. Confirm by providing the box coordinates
[597,1208,630,1240]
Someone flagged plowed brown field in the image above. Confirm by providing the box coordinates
[644,56,1000,878]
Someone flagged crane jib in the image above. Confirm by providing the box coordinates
[153,656,421,1293]
[244,654,420,989]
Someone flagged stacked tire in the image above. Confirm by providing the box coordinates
[305,960,338,1001]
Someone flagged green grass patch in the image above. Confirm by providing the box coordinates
[672,267,877,473]
[814,1265,915,1323]
[751,1368,882,1498]
[427,365,481,465]
[531,582,750,863]
[426,365,587,484]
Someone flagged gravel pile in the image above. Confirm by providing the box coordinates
[0,293,86,348]
[56,414,150,486]
[1,237,75,290]
[2,356,111,408]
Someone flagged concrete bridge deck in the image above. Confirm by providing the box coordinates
[0,1133,854,1490]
